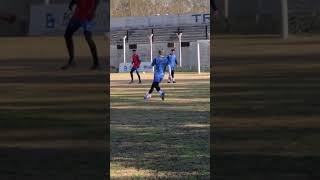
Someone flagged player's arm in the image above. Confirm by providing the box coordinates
[167,61,172,79]
[137,55,141,62]
[68,0,77,11]
[175,57,178,65]
[151,58,156,67]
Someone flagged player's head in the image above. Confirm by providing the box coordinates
[132,49,137,54]
[158,49,164,56]
[171,48,175,54]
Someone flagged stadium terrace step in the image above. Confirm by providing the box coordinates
[111,25,210,45]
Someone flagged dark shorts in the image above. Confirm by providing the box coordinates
[66,19,95,34]
[131,67,139,72]
[153,74,164,83]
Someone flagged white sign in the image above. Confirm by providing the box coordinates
[119,62,153,73]
[29,3,108,36]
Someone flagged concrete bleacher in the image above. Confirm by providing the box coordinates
[110,25,210,45]
[110,24,210,70]
[110,13,210,70]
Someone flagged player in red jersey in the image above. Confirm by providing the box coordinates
[62,0,100,70]
[129,49,142,84]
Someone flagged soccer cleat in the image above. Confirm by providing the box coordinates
[144,93,152,100]
[167,80,171,83]
[61,62,76,70]
[139,80,142,84]
[160,92,165,101]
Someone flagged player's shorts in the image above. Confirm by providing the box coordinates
[170,66,175,71]
[66,19,95,33]
[153,74,164,83]
[131,67,139,72]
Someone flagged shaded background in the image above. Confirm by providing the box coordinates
[212,0,320,179]
[214,0,320,34]
[0,0,109,36]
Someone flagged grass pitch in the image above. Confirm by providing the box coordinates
[0,36,107,179]
[111,72,210,179]
[213,35,320,180]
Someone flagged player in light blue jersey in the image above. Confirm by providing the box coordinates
[144,50,172,101]
[167,48,178,83]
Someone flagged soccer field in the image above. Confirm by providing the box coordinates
[110,72,210,179]
[213,35,320,179]
[0,36,107,179]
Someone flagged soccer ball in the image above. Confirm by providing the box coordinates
[144,93,152,100]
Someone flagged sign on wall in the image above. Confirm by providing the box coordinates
[111,13,210,30]
[29,3,108,36]
[119,62,153,73]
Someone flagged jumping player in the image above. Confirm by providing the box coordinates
[144,50,172,101]
[129,49,142,84]
[167,48,177,83]
[62,0,100,70]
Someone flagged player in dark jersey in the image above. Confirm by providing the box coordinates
[167,49,178,83]
[144,50,172,101]
[62,0,100,70]
[129,49,142,84]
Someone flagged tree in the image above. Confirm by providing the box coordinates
[111,0,209,17]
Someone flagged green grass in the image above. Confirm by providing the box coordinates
[111,73,210,179]
[212,35,320,180]
[0,36,107,179]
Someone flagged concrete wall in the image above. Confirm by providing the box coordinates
[111,13,209,30]
[0,0,108,36]
[110,41,210,69]
[0,0,68,36]
[29,2,108,36]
